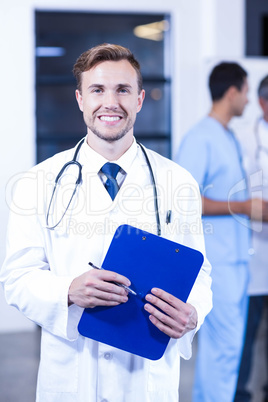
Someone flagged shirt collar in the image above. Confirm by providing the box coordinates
[113,138,137,173]
[81,136,138,174]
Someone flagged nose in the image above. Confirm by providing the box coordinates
[103,90,119,110]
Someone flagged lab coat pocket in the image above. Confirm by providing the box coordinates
[38,330,78,393]
[147,341,180,393]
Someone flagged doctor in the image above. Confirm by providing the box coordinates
[234,75,268,402]
[1,43,212,402]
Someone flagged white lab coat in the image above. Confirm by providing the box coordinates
[240,117,268,295]
[1,141,212,402]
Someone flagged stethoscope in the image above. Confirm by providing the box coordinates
[46,138,162,236]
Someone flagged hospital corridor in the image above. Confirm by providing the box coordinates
[1,1,268,402]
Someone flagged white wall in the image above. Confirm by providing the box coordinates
[0,0,245,332]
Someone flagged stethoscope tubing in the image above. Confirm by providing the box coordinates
[46,139,84,230]
[255,117,268,163]
[46,138,161,236]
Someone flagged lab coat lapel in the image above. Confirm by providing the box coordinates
[115,154,158,232]
[85,152,149,214]
[81,169,117,214]
[119,152,149,196]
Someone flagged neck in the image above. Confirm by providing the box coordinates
[209,104,232,129]
[86,132,134,160]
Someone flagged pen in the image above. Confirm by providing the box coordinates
[88,262,137,296]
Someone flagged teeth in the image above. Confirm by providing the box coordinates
[100,116,120,122]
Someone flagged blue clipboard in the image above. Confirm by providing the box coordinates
[78,224,204,360]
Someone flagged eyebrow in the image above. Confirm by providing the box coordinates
[87,83,133,90]
[87,84,103,90]
[117,84,132,89]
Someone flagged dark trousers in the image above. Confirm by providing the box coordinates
[234,295,268,402]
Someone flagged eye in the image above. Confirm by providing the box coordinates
[91,87,103,94]
[93,88,103,93]
[118,87,130,94]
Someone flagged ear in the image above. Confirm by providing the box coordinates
[259,97,266,112]
[137,89,145,113]
[226,86,238,101]
[75,90,83,112]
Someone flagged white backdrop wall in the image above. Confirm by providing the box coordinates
[0,0,244,332]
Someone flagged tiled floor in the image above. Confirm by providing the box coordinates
[0,318,267,402]
[0,330,40,402]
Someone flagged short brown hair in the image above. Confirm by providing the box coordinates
[73,43,143,93]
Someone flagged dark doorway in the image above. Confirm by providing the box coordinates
[246,0,268,56]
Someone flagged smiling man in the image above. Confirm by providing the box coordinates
[75,58,144,150]
[1,44,212,402]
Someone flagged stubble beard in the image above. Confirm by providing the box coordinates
[84,112,136,143]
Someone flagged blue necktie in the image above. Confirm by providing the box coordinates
[101,162,121,200]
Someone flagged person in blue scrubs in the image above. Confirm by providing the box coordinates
[176,62,268,402]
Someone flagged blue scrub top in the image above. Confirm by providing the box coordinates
[176,116,250,266]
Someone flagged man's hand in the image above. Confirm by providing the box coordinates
[242,198,268,222]
[144,288,198,339]
[68,269,130,308]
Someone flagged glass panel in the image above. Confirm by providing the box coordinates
[135,82,171,135]
[36,12,168,78]
[36,84,85,137]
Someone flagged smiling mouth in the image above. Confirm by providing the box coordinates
[99,115,122,122]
